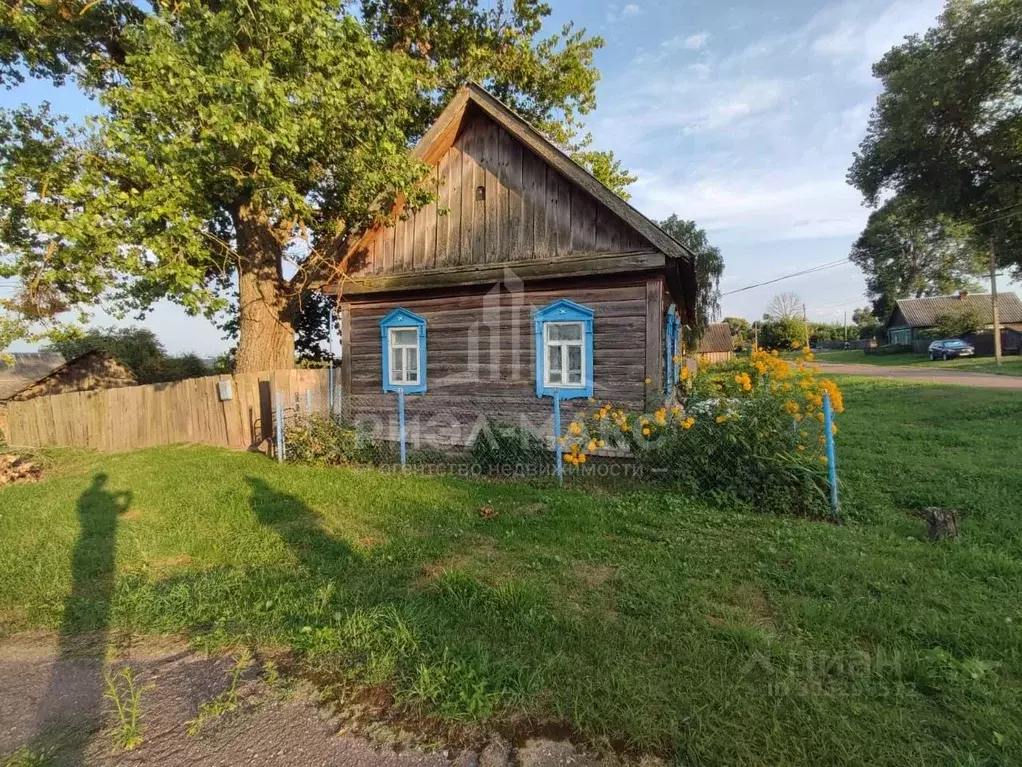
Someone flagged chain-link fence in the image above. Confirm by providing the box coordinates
[275,350,842,519]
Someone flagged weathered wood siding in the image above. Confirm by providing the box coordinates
[346,109,650,278]
[4,369,330,453]
[344,276,653,447]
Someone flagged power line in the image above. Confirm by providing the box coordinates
[722,258,851,296]
[962,201,1022,225]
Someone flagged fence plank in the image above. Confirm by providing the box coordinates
[4,369,331,453]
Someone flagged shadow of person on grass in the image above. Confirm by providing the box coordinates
[245,477,357,578]
[33,473,132,765]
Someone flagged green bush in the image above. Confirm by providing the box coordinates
[469,421,551,474]
[283,415,382,466]
[562,348,840,517]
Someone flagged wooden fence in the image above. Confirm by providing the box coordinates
[4,368,334,453]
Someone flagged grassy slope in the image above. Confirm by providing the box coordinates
[1,378,1021,764]
[815,348,1022,375]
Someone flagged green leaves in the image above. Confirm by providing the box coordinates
[849,0,1022,274]
[849,196,985,319]
[1,0,624,363]
[658,215,724,331]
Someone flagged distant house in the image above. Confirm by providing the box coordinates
[698,323,734,364]
[1,350,136,404]
[885,292,1022,344]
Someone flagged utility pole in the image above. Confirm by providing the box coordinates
[844,310,848,342]
[990,238,1003,366]
[803,303,810,349]
[753,322,759,351]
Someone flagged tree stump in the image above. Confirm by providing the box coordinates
[922,507,958,540]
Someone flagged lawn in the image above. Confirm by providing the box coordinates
[815,347,1022,375]
[1,377,1021,764]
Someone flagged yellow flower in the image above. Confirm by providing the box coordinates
[680,366,690,380]
[642,427,651,436]
[816,412,825,423]
[557,437,566,445]
[588,439,597,451]
[831,423,838,435]
[682,417,695,430]
[800,430,808,438]
[596,439,606,448]
[578,454,587,464]
[796,444,805,452]
[588,396,596,404]
[743,382,752,392]
[644,377,652,385]
[820,456,828,465]
[715,415,728,424]
[569,421,583,436]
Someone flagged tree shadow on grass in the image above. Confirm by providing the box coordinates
[33,473,131,764]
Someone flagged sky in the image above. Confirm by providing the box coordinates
[3,0,1015,355]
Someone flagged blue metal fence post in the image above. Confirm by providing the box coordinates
[823,391,839,517]
[553,389,563,486]
[398,388,406,468]
[328,363,334,417]
[275,391,285,463]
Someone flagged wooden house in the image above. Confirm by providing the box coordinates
[698,323,734,364]
[886,292,1022,345]
[324,84,697,447]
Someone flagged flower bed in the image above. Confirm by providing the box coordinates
[561,347,844,516]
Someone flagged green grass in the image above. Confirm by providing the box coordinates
[2,378,1021,764]
[815,348,1022,375]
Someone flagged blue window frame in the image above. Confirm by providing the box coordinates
[665,305,678,395]
[380,308,427,394]
[533,299,594,399]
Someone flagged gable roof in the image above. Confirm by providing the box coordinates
[699,322,733,354]
[888,293,1022,328]
[1,350,135,402]
[337,84,697,312]
[0,352,66,401]
[419,84,695,263]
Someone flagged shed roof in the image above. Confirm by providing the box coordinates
[699,323,733,354]
[888,292,1022,328]
[0,352,66,401]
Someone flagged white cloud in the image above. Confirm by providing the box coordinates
[662,31,712,51]
[606,2,642,23]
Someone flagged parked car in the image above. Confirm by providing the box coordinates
[928,339,976,361]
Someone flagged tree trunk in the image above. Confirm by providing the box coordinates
[234,205,296,373]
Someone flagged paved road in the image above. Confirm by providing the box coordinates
[0,634,619,767]
[815,362,1022,390]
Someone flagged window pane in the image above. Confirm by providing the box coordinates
[406,347,418,380]
[549,323,582,341]
[391,347,404,382]
[567,345,582,384]
[547,344,562,383]
[392,328,417,346]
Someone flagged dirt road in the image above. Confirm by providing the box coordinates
[814,362,1022,390]
[0,635,620,767]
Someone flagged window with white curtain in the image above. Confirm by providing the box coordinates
[543,321,585,387]
[388,327,420,386]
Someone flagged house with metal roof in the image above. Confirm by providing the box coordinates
[885,292,1022,344]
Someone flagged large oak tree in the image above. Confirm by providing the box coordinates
[848,0,1022,276]
[0,0,626,370]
